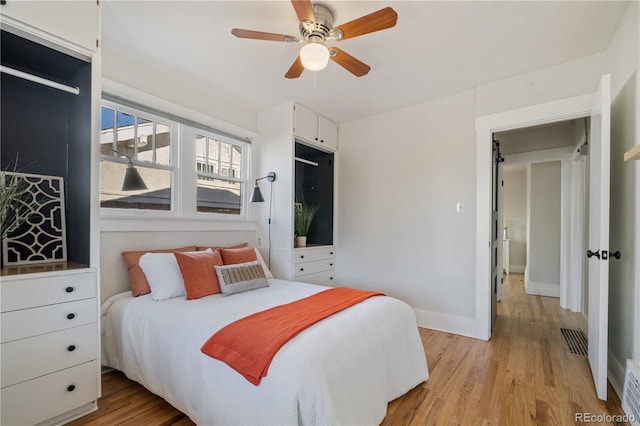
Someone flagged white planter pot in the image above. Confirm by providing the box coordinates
[296,236,307,248]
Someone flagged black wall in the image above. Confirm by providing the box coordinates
[1,30,92,265]
[295,142,334,246]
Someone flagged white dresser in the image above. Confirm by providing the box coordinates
[1,266,99,426]
[293,246,336,287]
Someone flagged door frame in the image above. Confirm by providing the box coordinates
[475,94,593,340]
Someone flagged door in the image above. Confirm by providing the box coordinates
[490,139,503,328]
[587,74,610,401]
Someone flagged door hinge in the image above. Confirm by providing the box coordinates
[501,180,504,186]
[96,39,99,48]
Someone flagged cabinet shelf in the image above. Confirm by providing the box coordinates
[624,144,640,161]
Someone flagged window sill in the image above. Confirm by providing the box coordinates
[100,215,258,233]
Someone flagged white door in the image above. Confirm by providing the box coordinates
[587,74,611,401]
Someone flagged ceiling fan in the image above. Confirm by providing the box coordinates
[231,0,398,79]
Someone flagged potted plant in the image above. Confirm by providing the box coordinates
[294,203,318,248]
[1,160,40,240]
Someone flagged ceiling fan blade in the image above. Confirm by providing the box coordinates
[231,28,298,42]
[333,7,398,40]
[291,0,315,23]
[285,56,304,79]
[329,47,370,77]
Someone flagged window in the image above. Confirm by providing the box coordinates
[195,133,246,214]
[100,102,176,211]
[100,98,252,219]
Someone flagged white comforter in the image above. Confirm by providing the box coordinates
[102,280,428,425]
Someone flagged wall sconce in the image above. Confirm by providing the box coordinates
[249,172,276,203]
[111,148,148,191]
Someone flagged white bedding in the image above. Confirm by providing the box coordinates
[102,279,428,425]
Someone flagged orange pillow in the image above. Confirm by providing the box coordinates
[174,249,224,300]
[219,246,258,265]
[196,242,248,252]
[122,246,197,296]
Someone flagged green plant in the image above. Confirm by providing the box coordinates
[1,158,40,240]
[294,204,318,237]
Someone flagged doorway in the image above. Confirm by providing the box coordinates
[494,119,588,311]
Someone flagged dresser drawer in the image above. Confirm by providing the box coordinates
[1,360,97,426]
[1,298,97,343]
[295,270,336,287]
[1,270,96,312]
[293,246,336,264]
[1,323,97,388]
[293,259,335,277]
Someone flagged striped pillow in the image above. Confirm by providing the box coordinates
[215,261,269,296]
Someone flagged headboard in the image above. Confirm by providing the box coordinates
[100,229,257,302]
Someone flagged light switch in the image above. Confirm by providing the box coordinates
[456,201,465,214]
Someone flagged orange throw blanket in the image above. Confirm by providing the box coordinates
[201,287,383,385]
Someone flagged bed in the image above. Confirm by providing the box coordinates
[102,278,428,425]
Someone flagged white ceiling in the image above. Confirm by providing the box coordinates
[101,1,629,124]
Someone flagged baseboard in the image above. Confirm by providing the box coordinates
[414,309,476,339]
[608,348,626,400]
[509,264,526,274]
[525,280,560,298]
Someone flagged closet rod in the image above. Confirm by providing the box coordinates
[1,65,80,95]
[294,156,319,167]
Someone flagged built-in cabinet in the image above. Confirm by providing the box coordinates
[258,102,337,285]
[0,4,101,425]
[1,267,98,426]
[294,103,338,151]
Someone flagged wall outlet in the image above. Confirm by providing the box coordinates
[456,201,465,214]
[258,237,262,245]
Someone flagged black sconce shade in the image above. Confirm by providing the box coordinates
[250,171,276,203]
[122,161,148,191]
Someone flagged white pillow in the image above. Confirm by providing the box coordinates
[254,248,274,279]
[139,252,186,301]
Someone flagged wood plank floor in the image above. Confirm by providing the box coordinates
[70,274,627,425]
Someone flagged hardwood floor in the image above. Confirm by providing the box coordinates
[71,274,627,425]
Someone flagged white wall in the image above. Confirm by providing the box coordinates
[526,161,561,297]
[604,0,639,396]
[338,90,477,336]
[102,48,257,132]
[338,51,607,337]
[503,168,527,272]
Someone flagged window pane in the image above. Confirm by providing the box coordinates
[100,160,171,210]
[232,145,242,178]
[195,135,207,165]
[220,142,231,176]
[100,107,115,156]
[196,176,241,214]
[116,111,136,158]
[155,123,171,166]
[136,117,153,163]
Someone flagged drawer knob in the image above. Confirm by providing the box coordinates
[300,255,304,259]
[300,268,304,272]
[330,277,333,280]
[67,345,76,352]
[65,286,75,293]
[67,313,76,320]
[330,263,333,266]
[67,385,76,392]
[330,252,334,255]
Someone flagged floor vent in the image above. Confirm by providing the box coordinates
[622,359,640,425]
[560,328,588,356]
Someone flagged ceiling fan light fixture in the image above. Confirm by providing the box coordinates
[300,42,330,71]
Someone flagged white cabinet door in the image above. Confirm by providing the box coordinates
[0,1,98,52]
[294,104,318,144]
[317,116,338,151]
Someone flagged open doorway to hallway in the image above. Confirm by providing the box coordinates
[493,118,589,334]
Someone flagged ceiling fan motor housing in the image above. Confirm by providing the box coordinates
[299,4,341,41]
